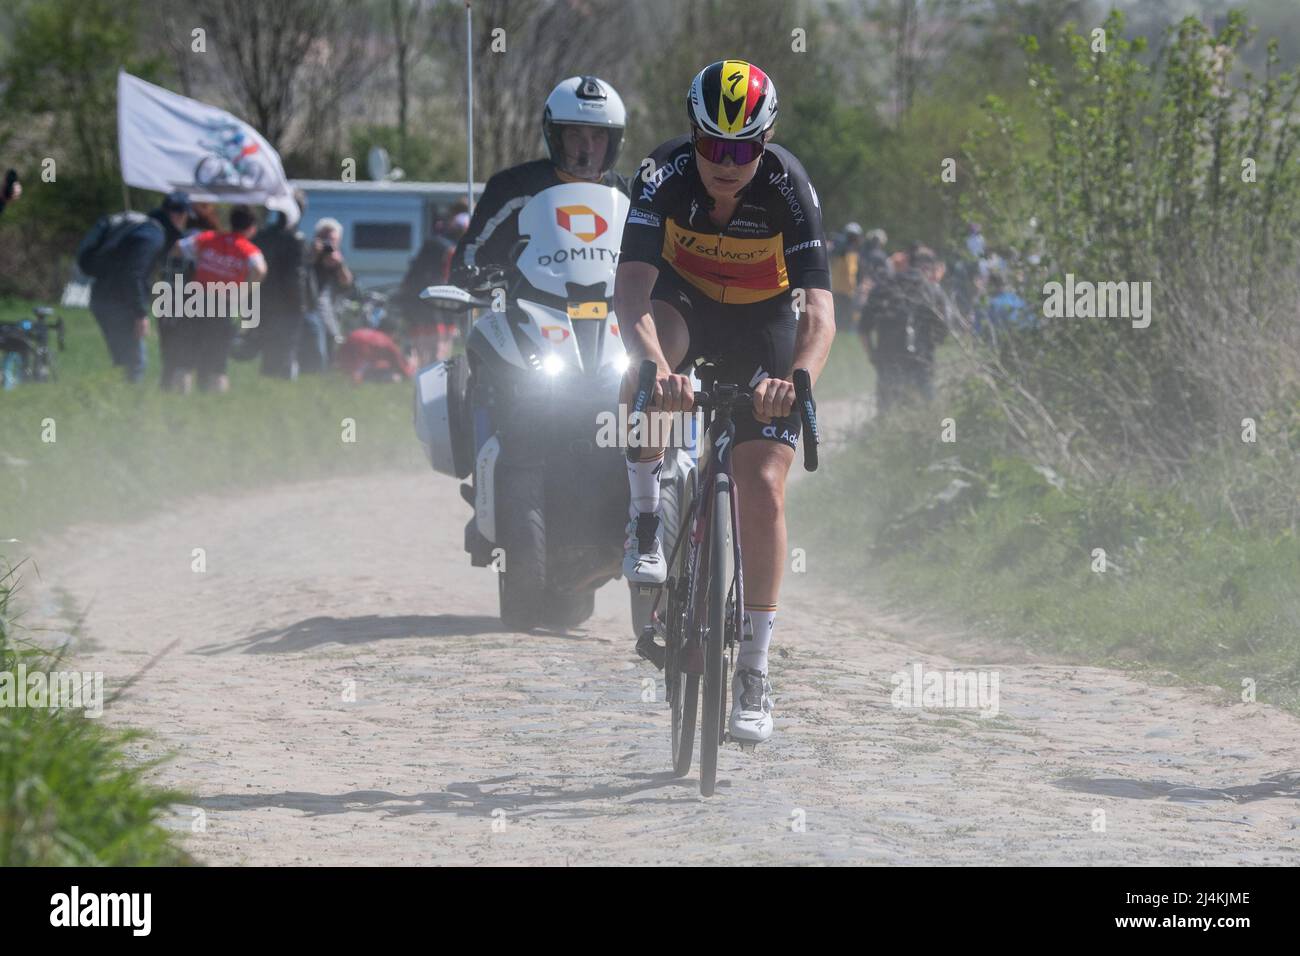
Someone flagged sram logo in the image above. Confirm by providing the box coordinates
[555,204,608,242]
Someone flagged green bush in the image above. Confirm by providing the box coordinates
[962,11,1300,530]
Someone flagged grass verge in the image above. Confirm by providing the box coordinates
[1,298,425,546]
[791,345,1300,714]
[0,563,191,865]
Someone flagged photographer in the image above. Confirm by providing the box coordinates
[298,217,353,374]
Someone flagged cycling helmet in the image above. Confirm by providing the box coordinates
[543,76,626,176]
[687,59,778,140]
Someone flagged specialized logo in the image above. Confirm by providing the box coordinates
[555,204,608,242]
[662,221,788,304]
[718,60,768,134]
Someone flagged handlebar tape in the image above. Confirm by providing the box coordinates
[627,359,658,462]
[793,368,819,472]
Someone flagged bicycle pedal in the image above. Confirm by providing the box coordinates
[635,628,665,671]
[737,740,757,753]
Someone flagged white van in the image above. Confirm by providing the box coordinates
[292,179,485,291]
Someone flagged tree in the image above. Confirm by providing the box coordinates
[429,0,633,175]
[194,0,341,148]
[390,0,426,162]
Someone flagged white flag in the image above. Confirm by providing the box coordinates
[117,71,299,227]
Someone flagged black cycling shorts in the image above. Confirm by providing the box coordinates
[650,267,801,451]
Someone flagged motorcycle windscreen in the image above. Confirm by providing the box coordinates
[514,182,630,300]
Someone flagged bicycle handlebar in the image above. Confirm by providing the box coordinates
[628,359,821,472]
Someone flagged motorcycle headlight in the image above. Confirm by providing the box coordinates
[611,351,630,375]
[541,353,565,376]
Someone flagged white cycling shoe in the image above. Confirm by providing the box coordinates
[623,513,666,586]
[729,666,774,744]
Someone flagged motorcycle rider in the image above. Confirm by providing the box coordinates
[613,60,836,745]
[450,76,630,287]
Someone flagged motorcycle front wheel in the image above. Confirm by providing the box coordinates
[495,464,546,631]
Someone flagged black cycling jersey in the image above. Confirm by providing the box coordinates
[451,159,629,284]
[619,137,830,306]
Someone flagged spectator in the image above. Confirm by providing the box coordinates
[335,317,415,384]
[159,202,220,391]
[299,217,353,374]
[853,227,891,315]
[253,189,307,379]
[859,244,956,414]
[1,169,20,217]
[175,204,267,393]
[965,222,985,259]
[830,222,864,333]
[394,207,470,366]
[861,228,890,284]
[974,270,1033,342]
[88,191,190,384]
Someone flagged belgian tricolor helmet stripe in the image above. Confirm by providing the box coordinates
[688,59,778,140]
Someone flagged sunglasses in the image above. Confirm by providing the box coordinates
[692,130,766,166]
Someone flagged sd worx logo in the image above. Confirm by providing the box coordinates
[555,204,607,242]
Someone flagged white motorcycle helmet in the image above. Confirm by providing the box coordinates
[542,76,626,178]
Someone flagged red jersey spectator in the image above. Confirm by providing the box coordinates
[176,204,267,392]
[336,324,415,384]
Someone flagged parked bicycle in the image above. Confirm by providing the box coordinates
[1,307,66,390]
[630,359,820,796]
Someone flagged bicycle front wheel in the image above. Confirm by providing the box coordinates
[699,474,732,797]
[667,471,698,778]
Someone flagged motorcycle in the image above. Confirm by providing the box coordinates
[414,180,694,631]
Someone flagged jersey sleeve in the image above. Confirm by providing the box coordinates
[619,143,681,267]
[619,189,665,267]
[775,151,831,292]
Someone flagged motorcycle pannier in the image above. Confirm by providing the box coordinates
[414,357,474,478]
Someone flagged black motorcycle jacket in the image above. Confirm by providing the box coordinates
[450,159,629,288]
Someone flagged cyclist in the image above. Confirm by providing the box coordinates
[450,76,629,286]
[613,60,835,745]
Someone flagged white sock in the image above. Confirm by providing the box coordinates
[627,452,664,519]
[738,605,776,674]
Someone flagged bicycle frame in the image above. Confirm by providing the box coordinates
[678,392,746,675]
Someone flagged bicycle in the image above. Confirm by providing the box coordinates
[1,307,66,390]
[630,358,820,796]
